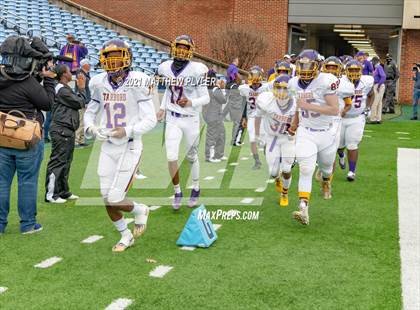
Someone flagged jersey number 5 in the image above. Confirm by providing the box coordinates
[105,102,127,128]
[352,95,363,108]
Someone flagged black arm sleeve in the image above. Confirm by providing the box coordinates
[25,77,55,111]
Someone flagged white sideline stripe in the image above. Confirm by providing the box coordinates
[241,198,254,204]
[125,218,134,225]
[396,132,410,135]
[240,157,249,160]
[149,205,162,211]
[149,265,173,278]
[34,256,62,268]
[213,224,222,231]
[104,298,134,310]
[398,148,420,310]
[81,235,103,244]
[204,176,215,180]
[363,135,372,138]
[0,287,7,294]
[229,162,239,166]
[76,197,264,206]
[180,246,196,251]
[398,137,411,140]
[217,169,227,173]
[255,187,266,192]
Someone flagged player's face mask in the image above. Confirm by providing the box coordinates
[171,43,193,61]
[322,64,342,77]
[273,82,289,106]
[296,58,318,81]
[100,49,131,72]
[346,67,362,82]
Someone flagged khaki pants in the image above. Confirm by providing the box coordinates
[75,108,86,145]
[370,84,385,122]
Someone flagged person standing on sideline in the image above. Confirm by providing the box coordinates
[411,64,420,120]
[204,75,226,162]
[356,51,374,76]
[383,54,399,114]
[74,59,91,147]
[369,57,386,124]
[227,57,239,83]
[45,65,86,203]
[59,34,88,74]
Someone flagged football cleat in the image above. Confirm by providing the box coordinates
[188,189,200,208]
[292,200,309,225]
[67,194,79,200]
[45,197,67,204]
[322,180,332,199]
[279,193,289,207]
[172,192,183,210]
[112,233,134,253]
[133,205,149,238]
[347,171,356,182]
[338,154,346,170]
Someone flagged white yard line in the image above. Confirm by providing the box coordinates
[217,169,227,173]
[364,129,373,133]
[149,265,173,278]
[203,176,215,180]
[0,287,7,294]
[149,205,162,211]
[240,157,249,160]
[363,135,372,138]
[104,298,134,310]
[396,132,410,135]
[229,162,239,166]
[81,235,103,244]
[240,198,254,204]
[398,137,411,140]
[255,187,266,193]
[266,179,275,184]
[397,148,420,310]
[34,256,62,269]
[180,246,196,251]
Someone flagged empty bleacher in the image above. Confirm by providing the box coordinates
[0,0,171,75]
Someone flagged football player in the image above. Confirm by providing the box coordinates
[338,60,374,181]
[288,49,340,225]
[84,39,157,252]
[155,35,210,210]
[255,75,296,207]
[316,56,354,180]
[239,66,270,169]
[268,61,293,82]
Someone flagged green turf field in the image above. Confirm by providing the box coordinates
[0,118,419,309]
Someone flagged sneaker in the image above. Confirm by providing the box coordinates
[133,205,149,238]
[173,192,183,210]
[292,200,309,225]
[347,171,356,182]
[322,180,332,199]
[22,223,43,235]
[112,232,134,252]
[252,160,262,170]
[45,197,67,204]
[220,156,228,161]
[66,194,79,200]
[188,189,200,208]
[338,154,346,170]
[209,158,221,163]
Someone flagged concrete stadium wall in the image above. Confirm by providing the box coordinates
[59,0,289,71]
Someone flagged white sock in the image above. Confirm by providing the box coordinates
[113,218,128,234]
[192,179,200,191]
[191,160,200,186]
[174,184,181,194]
[282,175,292,189]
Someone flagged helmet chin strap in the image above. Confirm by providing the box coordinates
[108,68,129,88]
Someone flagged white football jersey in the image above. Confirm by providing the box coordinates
[84,71,157,145]
[256,92,296,137]
[158,60,210,116]
[288,72,339,130]
[345,75,374,117]
[239,83,271,118]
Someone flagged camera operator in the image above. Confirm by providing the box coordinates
[45,64,86,203]
[411,63,420,120]
[0,35,55,235]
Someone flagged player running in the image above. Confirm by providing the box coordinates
[288,49,340,225]
[255,75,296,207]
[239,66,271,169]
[84,39,157,252]
[156,35,210,210]
[338,60,374,181]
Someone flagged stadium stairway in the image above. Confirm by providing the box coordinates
[0,0,171,75]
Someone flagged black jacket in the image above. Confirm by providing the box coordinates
[0,75,55,125]
[50,83,86,134]
[75,69,91,104]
